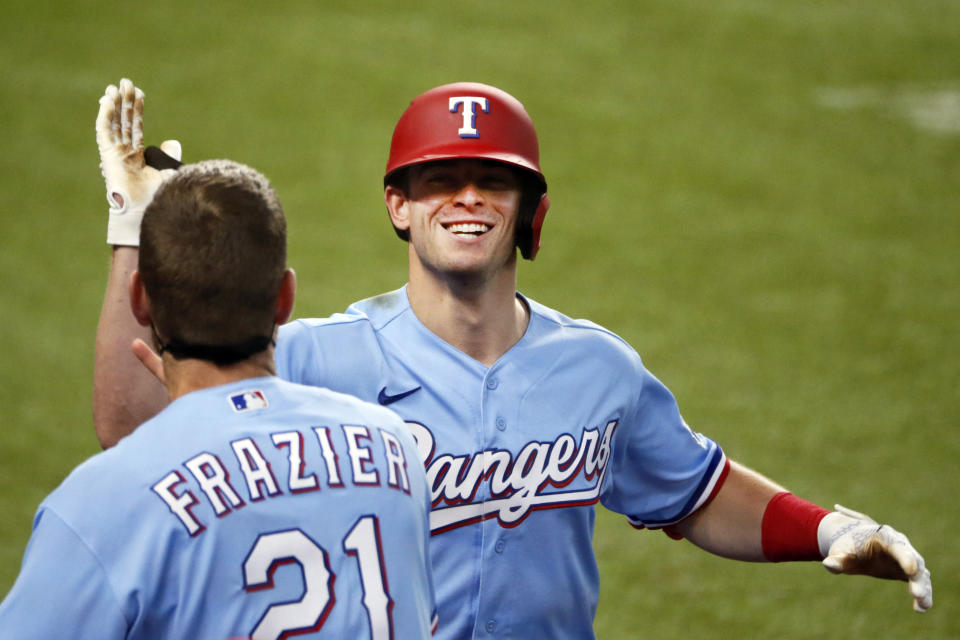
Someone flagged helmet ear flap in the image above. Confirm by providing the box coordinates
[519,192,549,260]
[528,193,549,259]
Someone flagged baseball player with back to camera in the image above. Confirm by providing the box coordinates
[0,88,438,639]
[91,79,933,638]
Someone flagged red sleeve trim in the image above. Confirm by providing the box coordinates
[647,459,732,539]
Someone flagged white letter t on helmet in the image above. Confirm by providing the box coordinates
[449,96,490,138]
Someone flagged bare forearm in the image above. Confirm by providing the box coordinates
[93,246,167,448]
[671,460,784,561]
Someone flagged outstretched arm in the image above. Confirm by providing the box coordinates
[671,460,932,612]
[91,78,180,448]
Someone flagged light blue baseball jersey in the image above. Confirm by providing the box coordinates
[0,377,437,640]
[275,287,728,640]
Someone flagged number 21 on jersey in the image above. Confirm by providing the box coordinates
[243,516,392,640]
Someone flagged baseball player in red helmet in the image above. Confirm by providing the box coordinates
[92,80,932,639]
[383,82,549,260]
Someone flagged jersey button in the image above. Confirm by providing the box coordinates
[485,619,497,633]
[486,377,499,390]
[495,539,505,553]
[495,417,506,431]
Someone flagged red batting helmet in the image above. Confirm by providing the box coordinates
[384,82,549,260]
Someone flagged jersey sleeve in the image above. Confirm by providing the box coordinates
[0,508,128,639]
[601,364,728,529]
[276,316,388,397]
[275,318,329,386]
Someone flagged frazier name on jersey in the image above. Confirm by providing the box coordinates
[152,424,413,536]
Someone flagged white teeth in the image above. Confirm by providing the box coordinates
[447,223,490,235]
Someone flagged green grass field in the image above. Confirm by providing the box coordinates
[1,1,957,637]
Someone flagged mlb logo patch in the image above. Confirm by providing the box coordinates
[229,390,269,413]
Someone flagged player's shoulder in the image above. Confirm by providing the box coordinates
[278,309,371,344]
[520,294,655,386]
[274,288,415,390]
[525,295,640,355]
[274,288,411,389]
[38,436,146,529]
[279,287,409,338]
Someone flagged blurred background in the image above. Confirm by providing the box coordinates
[1,1,957,636]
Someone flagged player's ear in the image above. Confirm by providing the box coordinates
[273,268,296,326]
[384,185,411,233]
[128,270,153,327]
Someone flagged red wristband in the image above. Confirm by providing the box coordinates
[761,492,830,562]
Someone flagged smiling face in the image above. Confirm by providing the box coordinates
[385,158,523,283]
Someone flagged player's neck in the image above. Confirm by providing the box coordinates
[162,349,277,401]
[407,260,528,367]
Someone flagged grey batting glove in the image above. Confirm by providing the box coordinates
[818,504,932,612]
[96,78,182,246]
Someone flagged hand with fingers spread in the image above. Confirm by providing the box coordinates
[96,78,182,246]
[818,504,933,612]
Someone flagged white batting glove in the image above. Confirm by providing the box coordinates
[96,78,182,246]
[818,504,932,612]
